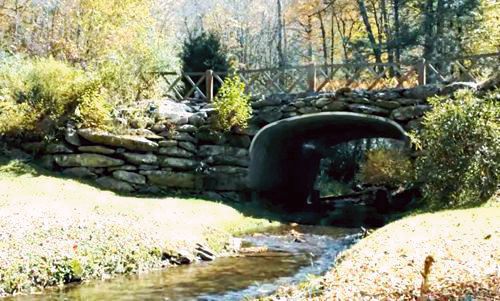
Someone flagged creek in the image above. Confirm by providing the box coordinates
[11,226,360,301]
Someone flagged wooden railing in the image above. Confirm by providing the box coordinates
[157,52,499,101]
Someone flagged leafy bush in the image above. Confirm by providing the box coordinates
[412,89,500,208]
[213,75,252,132]
[74,89,113,130]
[0,57,112,138]
[357,148,414,187]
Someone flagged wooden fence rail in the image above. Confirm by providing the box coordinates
[157,52,499,101]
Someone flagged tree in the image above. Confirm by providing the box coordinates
[181,31,228,95]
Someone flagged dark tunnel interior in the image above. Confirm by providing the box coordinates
[248,112,408,210]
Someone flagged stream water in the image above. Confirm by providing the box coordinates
[11,226,359,301]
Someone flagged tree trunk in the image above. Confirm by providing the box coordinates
[330,5,336,66]
[393,0,401,64]
[318,11,329,66]
[277,0,285,68]
[423,0,435,60]
[380,0,394,75]
[357,0,383,64]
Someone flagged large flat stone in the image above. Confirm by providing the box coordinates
[112,170,146,185]
[161,157,199,170]
[122,153,158,165]
[54,154,124,167]
[390,105,431,121]
[347,104,389,116]
[199,145,249,158]
[147,171,199,189]
[78,145,116,155]
[258,106,283,123]
[46,143,74,154]
[160,131,197,143]
[96,176,135,192]
[158,146,194,158]
[205,155,250,167]
[62,167,97,179]
[78,129,159,152]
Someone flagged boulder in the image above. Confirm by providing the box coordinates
[96,176,135,192]
[251,96,282,109]
[281,105,297,113]
[405,118,423,131]
[158,146,194,158]
[348,104,389,116]
[292,100,306,108]
[178,141,197,153]
[108,165,138,172]
[199,145,248,158]
[54,154,124,167]
[374,91,401,100]
[196,127,225,144]
[127,129,164,140]
[205,155,249,167]
[138,164,160,171]
[226,134,251,148]
[397,98,424,106]
[402,85,439,99]
[46,143,74,154]
[160,131,197,143]
[390,105,431,121]
[177,124,198,133]
[161,157,199,170]
[147,171,199,189]
[298,106,320,114]
[154,99,193,123]
[313,97,333,108]
[323,101,347,111]
[122,153,158,165]
[348,97,371,104]
[64,125,81,146]
[258,106,283,123]
[158,140,178,147]
[62,167,97,179]
[375,100,401,110]
[78,129,159,152]
[188,113,207,127]
[78,145,116,155]
[112,170,146,185]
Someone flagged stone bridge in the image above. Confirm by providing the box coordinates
[25,83,477,206]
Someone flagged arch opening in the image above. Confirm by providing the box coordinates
[248,112,408,211]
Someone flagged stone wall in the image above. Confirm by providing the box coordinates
[16,83,471,194]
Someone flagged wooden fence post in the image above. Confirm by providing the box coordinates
[308,63,317,92]
[417,58,427,85]
[206,69,214,102]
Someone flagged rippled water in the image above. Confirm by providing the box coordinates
[11,226,359,301]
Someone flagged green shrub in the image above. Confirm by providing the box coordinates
[0,57,112,137]
[74,89,113,130]
[411,89,500,209]
[213,75,252,132]
[357,148,414,187]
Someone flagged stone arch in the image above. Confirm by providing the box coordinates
[248,112,408,209]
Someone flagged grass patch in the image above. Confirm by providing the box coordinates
[0,158,278,296]
[265,195,499,300]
